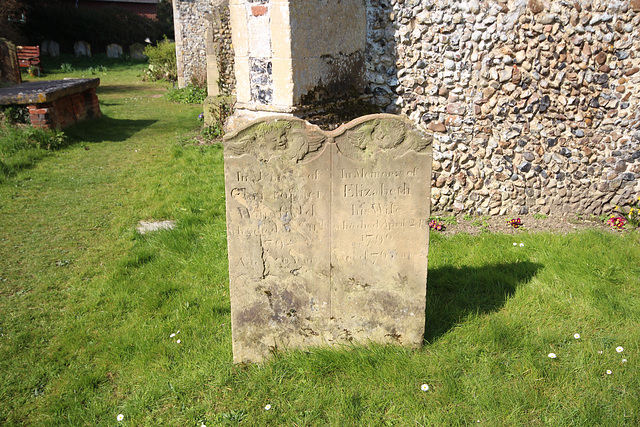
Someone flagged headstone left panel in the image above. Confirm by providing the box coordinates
[224,118,332,363]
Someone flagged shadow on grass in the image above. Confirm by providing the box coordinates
[41,54,147,72]
[98,85,167,95]
[424,261,542,343]
[65,116,157,143]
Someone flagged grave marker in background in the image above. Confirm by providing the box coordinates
[74,41,91,57]
[107,44,123,58]
[0,39,21,86]
[129,43,147,60]
[224,114,433,363]
[41,40,60,57]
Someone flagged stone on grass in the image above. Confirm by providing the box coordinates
[136,220,176,234]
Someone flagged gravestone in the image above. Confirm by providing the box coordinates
[223,114,433,363]
[41,40,60,57]
[107,44,123,58]
[129,43,147,60]
[0,38,21,86]
[74,41,91,57]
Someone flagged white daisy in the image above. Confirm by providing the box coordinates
[264,404,272,410]
[117,414,124,422]
[513,242,517,246]
[574,333,580,339]
[616,346,624,353]
[548,353,557,359]
[170,333,176,338]
[421,383,429,391]
[606,370,612,375]
[176,339,181,344]
[519,243,524,247]
[622,359,628,363]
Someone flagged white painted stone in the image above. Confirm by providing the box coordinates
[247,14,271,58]
[137,220,176,234]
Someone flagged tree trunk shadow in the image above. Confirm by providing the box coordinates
[424,261,542,343]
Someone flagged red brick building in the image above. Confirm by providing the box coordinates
[67,0,160,20]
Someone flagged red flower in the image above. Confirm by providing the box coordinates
[607,216,626,229]
[508,218,522,228]
[429,219,444,231]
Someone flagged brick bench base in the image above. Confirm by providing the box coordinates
[27,88,101,129]
[0,78,101,129]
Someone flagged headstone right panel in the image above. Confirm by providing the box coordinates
[330,116,433,347]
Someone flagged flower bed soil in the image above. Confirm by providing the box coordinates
[433,214,621,237]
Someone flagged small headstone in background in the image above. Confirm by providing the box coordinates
[0,38,21,86]
[129,43,147,60]
[41,40,60,57]
[106,44,123,58]
[74,41,91,57]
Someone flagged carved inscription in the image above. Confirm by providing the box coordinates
[224,115,432,363]
[333,162,428,262]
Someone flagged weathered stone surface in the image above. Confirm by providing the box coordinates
[172,0,640,217]
[74,41,91,57]
[106,44,123,58]
[129,43,147,60]
[0,79,101,129]
[427,121,446,132]
[223,114,432,363]
[136,220,176,234]
[527,0,544,14]
[0,78,100,105]
[173,0,234,91]
[375,0,640,216]
[41,40,60,57]
[0,38,21,86]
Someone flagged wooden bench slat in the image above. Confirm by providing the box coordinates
[16,45,43,72]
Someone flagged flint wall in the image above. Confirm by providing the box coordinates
[367,0,640,215]
[173,0,235,93]
[176,0,640,215]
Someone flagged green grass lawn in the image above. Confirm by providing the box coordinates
[1,58,640,426]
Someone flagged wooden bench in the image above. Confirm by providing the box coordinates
[16,46,43,73]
